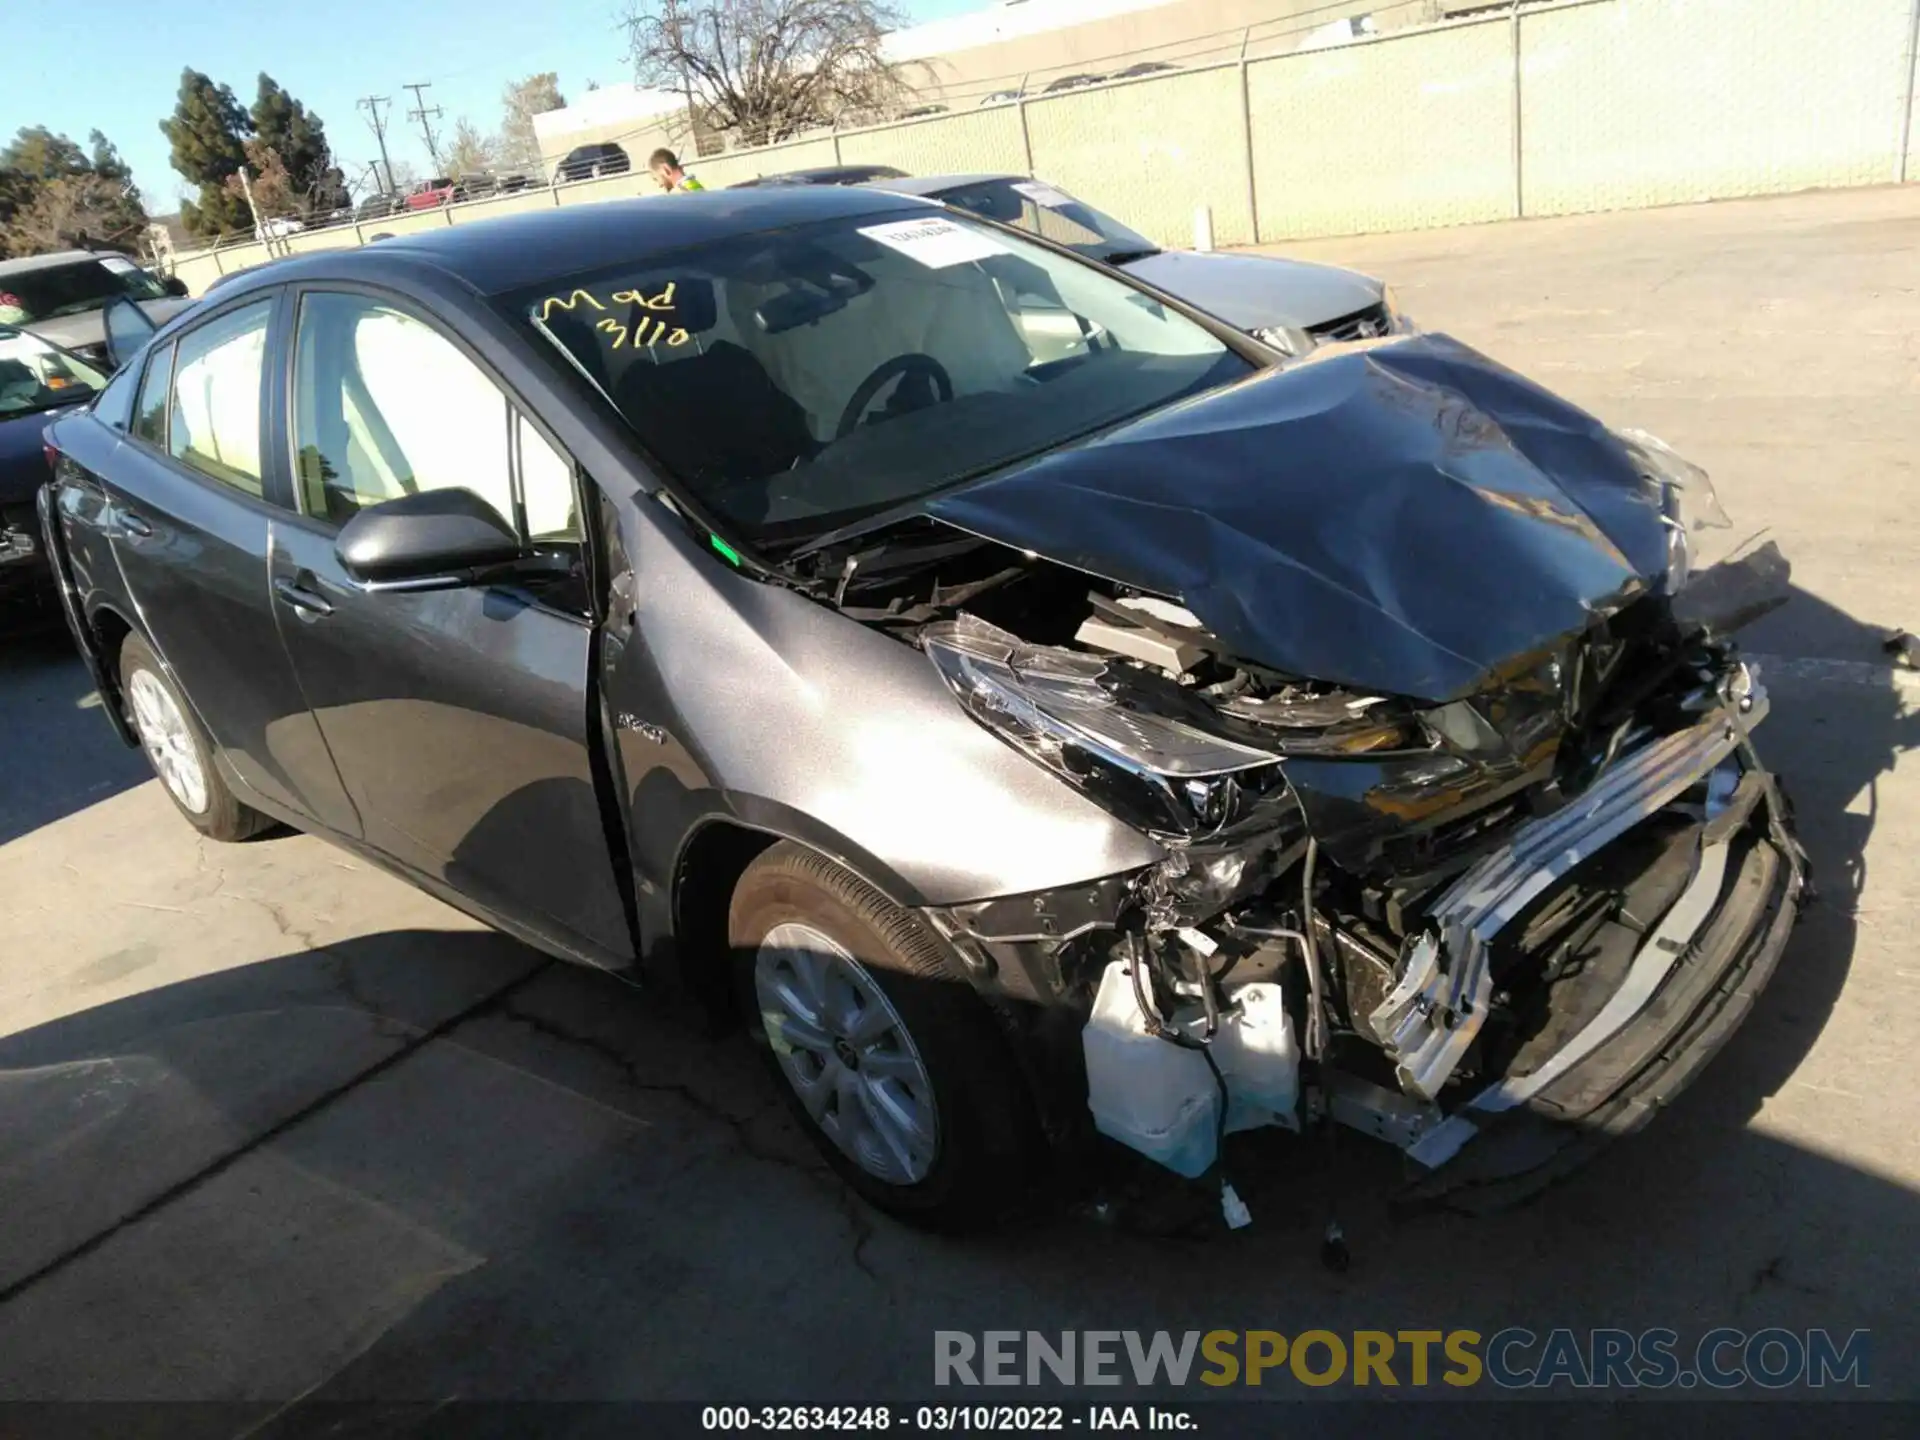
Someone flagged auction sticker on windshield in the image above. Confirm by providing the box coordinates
[1012,181,1075,210]
[858,217,1006,268]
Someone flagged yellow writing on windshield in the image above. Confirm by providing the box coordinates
[536,289,606,321]
[611,282,677,311]
[597,317,690,350]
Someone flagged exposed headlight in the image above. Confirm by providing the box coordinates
[1253,324,1315,358]
[924,616,1285,836]
[1614,428,1729,594]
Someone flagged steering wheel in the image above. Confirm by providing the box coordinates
[835,354,954,439]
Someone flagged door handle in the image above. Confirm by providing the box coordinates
[116,511,153,538]
[273,576,334,618]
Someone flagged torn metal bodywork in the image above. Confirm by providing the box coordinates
[825,342,1807,1204]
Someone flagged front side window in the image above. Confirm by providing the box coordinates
[292,293,575,542]
[512,209,1246,549]
[169,301,270,494]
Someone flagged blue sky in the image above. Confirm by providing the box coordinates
[8,0,979,211]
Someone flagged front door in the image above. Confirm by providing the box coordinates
[268,286,632,966]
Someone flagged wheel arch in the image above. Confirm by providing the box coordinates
[668,811,942,1023]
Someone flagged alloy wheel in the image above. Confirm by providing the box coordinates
[754,922,940,1185]
[127,669,209,815]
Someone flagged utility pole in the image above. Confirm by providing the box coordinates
[235,166,265,244]
[404,82,445,174]
[358,96,397,193]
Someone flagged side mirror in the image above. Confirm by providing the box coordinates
[162,276,190,298]
[335,488,522,586]
[101,296,158,372]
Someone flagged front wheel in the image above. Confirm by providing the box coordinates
[729,842,1044,1230]
[119,633,271,841]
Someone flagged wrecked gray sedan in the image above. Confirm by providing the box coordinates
[42,187,1803,1230]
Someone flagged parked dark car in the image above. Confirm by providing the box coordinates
[1042,73,1106,93]
[555,143,632,183]
[355,193,402,222]
[729,164,909,189]
[874,173,1412,354]
[2,326,109,624]
[43,189,1803,1229]
[0,250,192,368]
[1114,62,1179,80]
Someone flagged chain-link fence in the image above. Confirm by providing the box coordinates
[169,0,1920,292]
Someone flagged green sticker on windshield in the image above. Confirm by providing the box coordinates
[709,534,742,566]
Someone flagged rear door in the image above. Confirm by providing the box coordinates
[267,284,633,966]
[97,294,360,835]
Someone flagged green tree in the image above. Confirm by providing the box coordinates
[251,75,346,216]
[160,69,253,239]
[497,73,566,177]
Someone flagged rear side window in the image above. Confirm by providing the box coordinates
[168,301,271,495]
[132,342,174,446]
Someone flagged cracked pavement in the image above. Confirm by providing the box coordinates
[0,186,1917,1407]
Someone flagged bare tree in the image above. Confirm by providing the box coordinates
[444,118,496,179]
[498,73,566,176]
[222,139,298,223]
[0,172,148,255]
[625,0,910,149]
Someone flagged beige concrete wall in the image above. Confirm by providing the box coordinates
[1249,18,1517,240]
[839,107,1029,177]
[167,0,1920,294]
[1027,66,1256,246]
[1520,0,1914,217]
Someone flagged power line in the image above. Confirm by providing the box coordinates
[404,82,445,175]
[358,96,398,194]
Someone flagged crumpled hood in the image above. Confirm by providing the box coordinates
[926,335,1671,704]
[1120,249,1383,332]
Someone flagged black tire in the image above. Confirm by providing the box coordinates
[729,842,1045,1230]
[119,633,271,841]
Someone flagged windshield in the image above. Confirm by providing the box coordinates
[0,257,168,326]
[513,210,1247,546]
[928,179,1159,265]
[0,327,109,417]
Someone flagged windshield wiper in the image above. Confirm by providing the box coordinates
[1101,247,1161,266]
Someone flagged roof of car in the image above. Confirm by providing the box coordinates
[0,249,108,276]
[867,174,1019,197]
[203,186,933,301]
[730,164,908,188]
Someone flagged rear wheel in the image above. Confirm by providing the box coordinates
[729,842,1045,1230]
[119,633,270,841]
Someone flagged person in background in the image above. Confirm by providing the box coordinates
[648,149,705,194]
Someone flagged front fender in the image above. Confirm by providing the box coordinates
[607,499,1165,917]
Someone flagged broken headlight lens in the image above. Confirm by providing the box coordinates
[924,616,1284,836]
[1253,324,1315,359]
[1615,428,1729,594]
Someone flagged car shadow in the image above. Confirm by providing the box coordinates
[0,587,1912,1402]
[0,627,148,847]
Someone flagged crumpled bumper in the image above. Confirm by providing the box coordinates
[1370,664,1807,1208]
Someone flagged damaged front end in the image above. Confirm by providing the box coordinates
[794,338,1807,1210]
